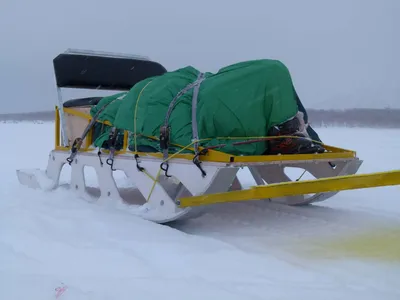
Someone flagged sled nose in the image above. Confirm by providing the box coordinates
[16,169,42,189]
[16,169,56,191]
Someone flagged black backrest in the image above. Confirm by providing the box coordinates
[53,49,167,91]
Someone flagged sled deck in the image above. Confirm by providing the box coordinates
[16,49,400,224]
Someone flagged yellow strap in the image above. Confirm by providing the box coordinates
[145,140,199,202]
[133,80,154,153]
[62,105,354,158]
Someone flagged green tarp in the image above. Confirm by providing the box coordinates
[90,59,301,155]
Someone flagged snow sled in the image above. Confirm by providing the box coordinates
[16,49,400,223]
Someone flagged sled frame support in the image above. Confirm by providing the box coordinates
[17,148,364,223]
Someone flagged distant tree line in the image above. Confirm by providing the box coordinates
[307,108,400,128]
[1,108,400,128]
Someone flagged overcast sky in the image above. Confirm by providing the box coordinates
[1,0,399,113]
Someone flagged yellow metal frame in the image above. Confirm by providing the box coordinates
[55,106,357,164]
[179,169,400,207]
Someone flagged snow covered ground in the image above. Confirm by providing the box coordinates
[1,122,400,300]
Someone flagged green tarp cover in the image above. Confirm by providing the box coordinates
[90,59,300,155]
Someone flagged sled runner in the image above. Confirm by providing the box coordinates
[16,49,400,223]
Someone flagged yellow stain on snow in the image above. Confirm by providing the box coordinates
[303,227,400,262]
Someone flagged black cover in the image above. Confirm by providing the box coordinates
[53,52,167,90]
[63,97,103,108]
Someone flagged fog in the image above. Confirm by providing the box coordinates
[1,0,399,113]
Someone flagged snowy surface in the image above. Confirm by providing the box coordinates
[1,122,400,300]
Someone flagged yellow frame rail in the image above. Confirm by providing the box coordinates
[55,106,357,164]
[179,170,400,207]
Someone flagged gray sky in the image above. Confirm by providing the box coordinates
[1,0,399,113]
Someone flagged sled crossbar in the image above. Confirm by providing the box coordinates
[178,169,400,207]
